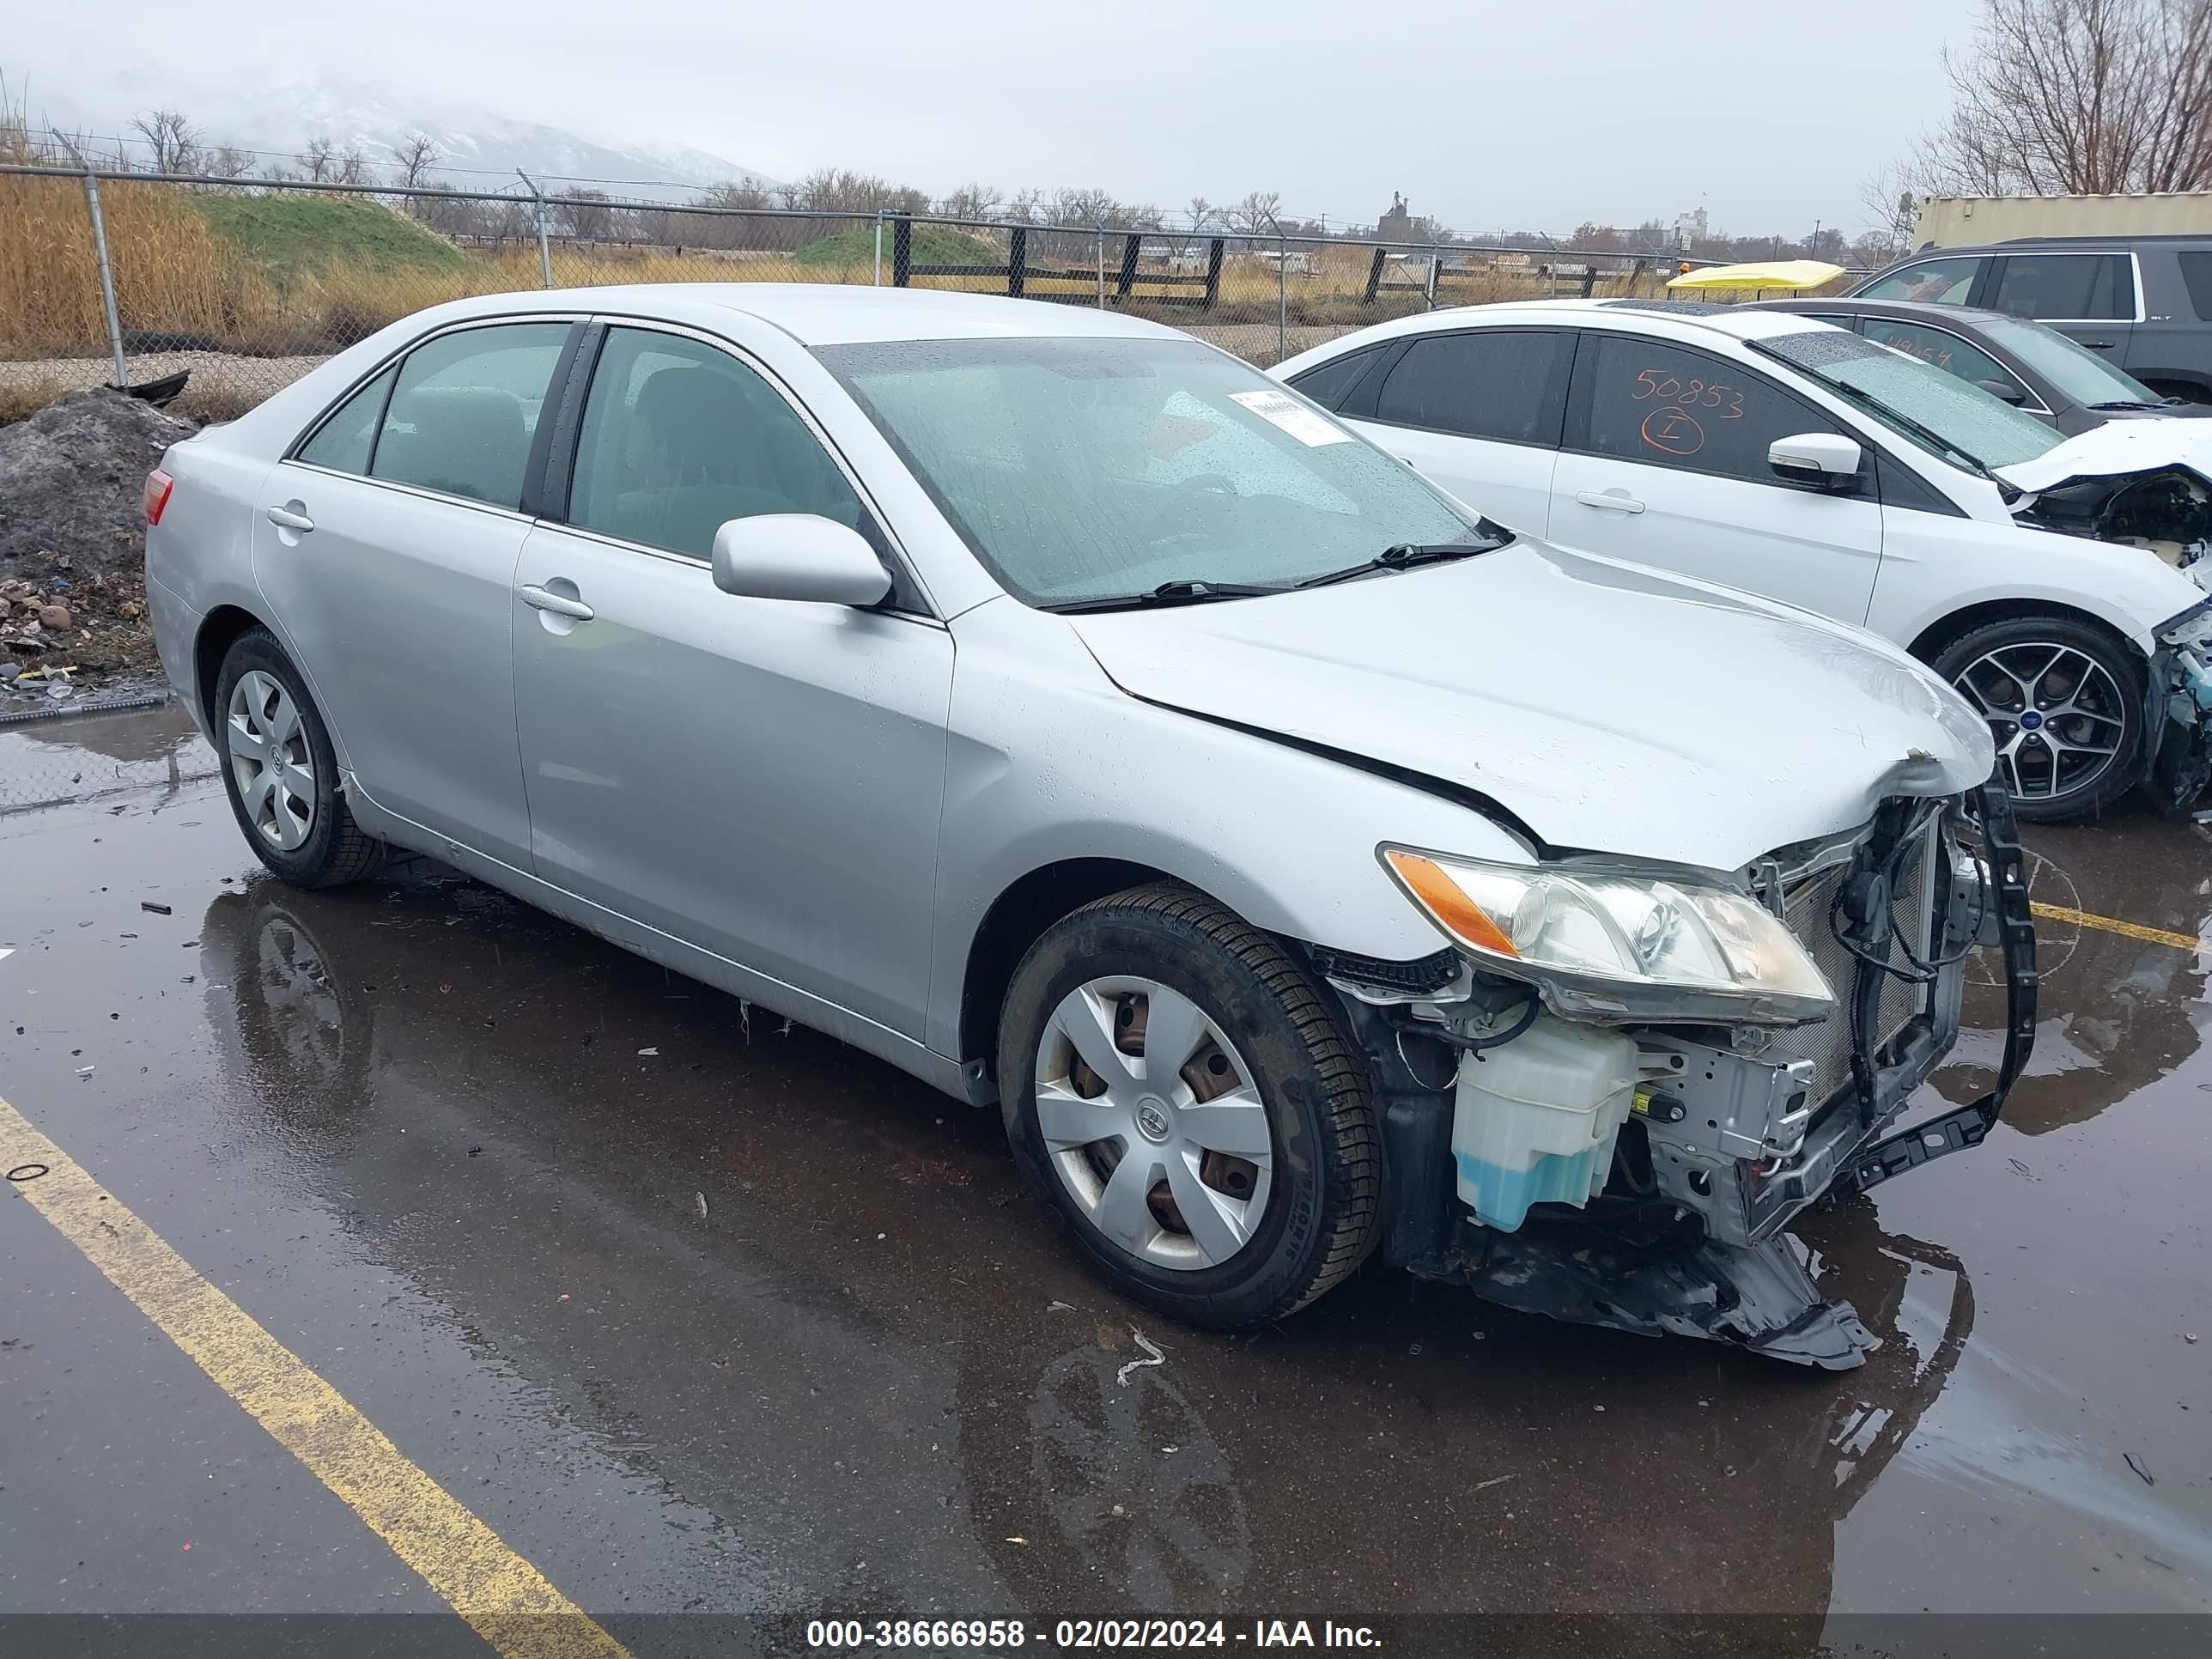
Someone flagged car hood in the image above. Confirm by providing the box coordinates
[1996,419,2212,493]
[1066,541,1993,872]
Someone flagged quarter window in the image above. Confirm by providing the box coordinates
[1990,253,2134,320]
[1577,335,1839,485]
[370,323,571,509]
[1862,319,2032,404]
[1371,331,1568,445]
[567,327,867,560]
[2179,252,2212,320]
[1286,346,1385,412]
[295,365,396,474]
[1858,257,1982,306]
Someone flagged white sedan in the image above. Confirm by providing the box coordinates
[1276,299,2212,821]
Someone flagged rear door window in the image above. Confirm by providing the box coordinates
[1858,257,1984,306]
[370,322,572,509]
[1990,253,2135,320]
[1861,319,2034,405]
[1370,330,1570,446]
[1572,333,1842,486]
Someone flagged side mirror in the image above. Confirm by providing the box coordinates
[710,514,891,607]
[1768,432,1863,490]
[1976,376,2027,405]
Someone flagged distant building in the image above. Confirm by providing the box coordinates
[1673,208,1710,248]
[1378,191,1417,244]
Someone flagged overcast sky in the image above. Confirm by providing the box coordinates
[11,0,1978,235]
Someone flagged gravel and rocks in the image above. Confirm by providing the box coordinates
[1,388,193,700]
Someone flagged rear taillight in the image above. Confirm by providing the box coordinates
[143,468,174,527]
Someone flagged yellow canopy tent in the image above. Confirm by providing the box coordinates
[1666,259,1846,295]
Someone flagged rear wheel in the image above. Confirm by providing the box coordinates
[214,629,386,888]
[998,884,1381,1330]
[1931,615,2145,822]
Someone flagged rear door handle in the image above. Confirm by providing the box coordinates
[519,584,595,622]
[264,506,315,532]
[2077,340,2116,350]
[1576,489,1645,514]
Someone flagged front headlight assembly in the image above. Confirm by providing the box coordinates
[1382,847,1837,1025]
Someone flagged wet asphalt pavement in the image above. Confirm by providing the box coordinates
[1,706,2208,1655]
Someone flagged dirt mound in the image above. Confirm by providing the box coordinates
[0,388,194,691]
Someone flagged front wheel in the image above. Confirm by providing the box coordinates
[213,628,387,888]
[998,884,1382,1330]
[1931,615,2146,822]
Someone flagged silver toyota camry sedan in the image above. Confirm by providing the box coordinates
[143,285,2034,1368]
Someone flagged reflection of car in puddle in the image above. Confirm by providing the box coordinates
[201,876,1981,1623]
[1941,836,2209,1134]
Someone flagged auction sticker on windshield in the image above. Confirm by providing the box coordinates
[1229,388,1355,446]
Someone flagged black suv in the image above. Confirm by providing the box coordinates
[1847,234,2212,403]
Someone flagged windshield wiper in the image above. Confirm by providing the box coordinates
[1839,385,1993,477]
[1042,579,1288,615]
[2089,399,2169,411]
[1294,534,1505,590]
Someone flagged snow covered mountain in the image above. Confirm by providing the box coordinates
[47,75,777,200]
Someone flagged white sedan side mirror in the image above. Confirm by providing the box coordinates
[1768,433,1864,491]
[710,514,892,606]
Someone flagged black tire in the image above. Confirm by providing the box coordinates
[212,629,386,888]
[998,884,1381,1329]
[1929,614,2147,823]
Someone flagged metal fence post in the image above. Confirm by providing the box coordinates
[873,210,884,286]
[1277,229,1290,362]
[1095,225,1106,309]
[516,169,554,289]
[1425,238,1441,307]
[59,140,128,389]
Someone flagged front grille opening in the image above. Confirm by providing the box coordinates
[1762,812,1944,1110]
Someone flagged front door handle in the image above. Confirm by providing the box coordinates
[519,583,595,622]
[2077,340,2116,350]
[1576,489,1646,514]
[264,505,315,532]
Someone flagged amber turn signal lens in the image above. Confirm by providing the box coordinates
[1384,849,1519,957]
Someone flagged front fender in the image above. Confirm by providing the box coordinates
[927,601,1529,1059]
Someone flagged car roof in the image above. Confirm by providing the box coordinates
[1753,296,2021,327]
[432,282,1179,347]
[1317,296,1840,348]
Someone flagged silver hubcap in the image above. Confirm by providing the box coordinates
[1952,643,2125,804]
[226,670,316,852]
[1034,976,1273,1272]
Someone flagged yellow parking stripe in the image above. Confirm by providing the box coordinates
[0,1094,629,1659]
[2029,902,2204,953]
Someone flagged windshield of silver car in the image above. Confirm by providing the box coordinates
[818,337,1494,606]
[1759,327,2066,472]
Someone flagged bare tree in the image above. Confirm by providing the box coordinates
[1857,159,1924,260]
[396,131,441,188]
[301,137,337,183]
[1921,0,2212,195]
[558,188,617,240]
[1227,190,1284,237]
[129,108,201,173]
[936,182,1000,222]
[333,144,371,187]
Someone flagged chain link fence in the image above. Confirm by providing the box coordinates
[0,697,217,815]
[2,165,1686,423]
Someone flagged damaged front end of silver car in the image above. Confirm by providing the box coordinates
[2007,458,2212,812]
[1316,786,2036,1371]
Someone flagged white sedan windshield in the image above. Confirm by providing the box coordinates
[819,337,1488,605]
[1760,327,2066,472]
